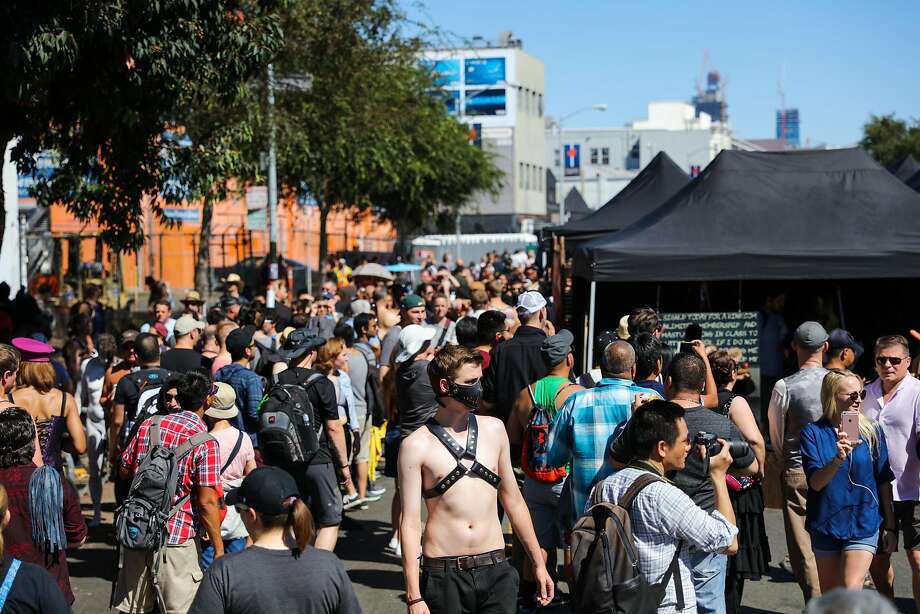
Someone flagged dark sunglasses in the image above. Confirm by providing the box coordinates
[876,356,904,366]
[846,390,867,403]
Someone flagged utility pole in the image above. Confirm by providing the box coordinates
[266,64,279,273]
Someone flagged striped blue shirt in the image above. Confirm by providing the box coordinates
[547,377,661,524]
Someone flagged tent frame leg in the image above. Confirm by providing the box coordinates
[586,281,597,373]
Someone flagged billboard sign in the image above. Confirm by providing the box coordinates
[163,207,200,224]
[564,144,580,176]
[464,58,506,85]
[464,88,506,116]
[421,59,461,86]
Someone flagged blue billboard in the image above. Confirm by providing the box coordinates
[464,58,506,86]
[421,59,461,86]
[564,144,580,177]
[464,89,506,116]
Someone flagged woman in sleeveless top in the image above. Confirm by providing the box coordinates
[709,350,770,614]
[10,338,86,470]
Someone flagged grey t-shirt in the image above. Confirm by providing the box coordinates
[346,350,368,418]
[671,405,754,513]
[396,359,438,439]
[379,325,402,368]
[780,366,829,469]
[189,546,362,614]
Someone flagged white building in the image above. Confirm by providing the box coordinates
[546,101,760,216]
[421,33,546,233]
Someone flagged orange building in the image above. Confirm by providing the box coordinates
[48,189,396,300]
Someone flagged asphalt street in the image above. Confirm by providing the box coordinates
[69,476,918,614]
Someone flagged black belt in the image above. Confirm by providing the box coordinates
[421,549,506,571]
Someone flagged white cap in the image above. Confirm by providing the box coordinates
[516,290,547,316]
[350,299,373,316]
[174,314,206,336]
[396,325,436,364]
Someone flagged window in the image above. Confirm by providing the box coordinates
[519,162,524,188]
[532,165,537,191]
[554,148,560,167]
[537,93,543,117]
[524,163,530,190]
[601,147,610,165]
[531,91,537,116]
[538,166,544,190]
[590,148,599,165]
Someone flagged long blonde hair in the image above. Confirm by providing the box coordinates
[821,369,878,453]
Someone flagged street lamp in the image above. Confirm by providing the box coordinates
[555,104,607,224]
[266,64,313,277]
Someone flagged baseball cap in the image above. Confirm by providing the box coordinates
[794,321,829,349]
[278,328,326,360]
[516,290,547,316]
[350,300,372,317]
[174,314,206,337]
[401,294,425,310]
[221,295,241,309]
[226,467,300,516]
[396,324,436,363]
[541,329,574,367]
[226,325,257,357]
[828,328,864,360]
[205,382,239,420]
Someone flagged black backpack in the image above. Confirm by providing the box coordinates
[258,372,324,465]
[118,369,172,454]
[570,473,684,614]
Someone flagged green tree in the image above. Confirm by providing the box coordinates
[267,0,500,264]
[861,114,920,167]
[0,1,281,254]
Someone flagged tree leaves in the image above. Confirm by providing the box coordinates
[861,114,920,167]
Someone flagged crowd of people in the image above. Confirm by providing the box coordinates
[0,249,916,614]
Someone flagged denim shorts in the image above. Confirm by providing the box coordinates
[810,529,879,556]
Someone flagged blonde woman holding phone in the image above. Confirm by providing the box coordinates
[799,369,896,592]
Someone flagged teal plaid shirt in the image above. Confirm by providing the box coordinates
[547,377,661,525]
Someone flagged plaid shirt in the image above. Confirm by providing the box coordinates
[547,377,661,523]
[121,411,220,545]
[595,468,737,613]
[216,363,265,445]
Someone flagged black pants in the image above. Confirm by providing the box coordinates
[421,560,519,614]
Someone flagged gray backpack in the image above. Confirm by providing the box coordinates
[115,415,212,551]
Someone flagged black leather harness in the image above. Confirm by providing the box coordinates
[422,414,501,498]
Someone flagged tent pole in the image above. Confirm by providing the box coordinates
[656,284,661,312]
[738,279,743,312]
[586,281,597,372]
[836,285,846,330]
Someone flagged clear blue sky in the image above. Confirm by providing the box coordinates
[402,1,918,146]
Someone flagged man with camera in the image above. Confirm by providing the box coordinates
[666,351,759,614]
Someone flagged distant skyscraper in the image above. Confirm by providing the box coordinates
[692,71,728,123]
[776,108,800,147]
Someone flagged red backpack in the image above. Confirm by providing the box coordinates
[520,383,571,483]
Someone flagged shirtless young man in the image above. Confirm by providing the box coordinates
[399,345,553,614]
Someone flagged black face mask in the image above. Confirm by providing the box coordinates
[447,380,482,411]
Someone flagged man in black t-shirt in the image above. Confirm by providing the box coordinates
[160,315,205,373]
[275,328,352,551]
[110,333,173,504]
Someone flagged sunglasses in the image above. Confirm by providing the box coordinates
[876,356,905,366]
[165,393,178,403]
[846,390,867,403]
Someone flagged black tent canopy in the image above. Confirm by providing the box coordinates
[887,155,920,182]
[907,170,920,193]
[550,151,689,239]
[575,148,920,282]
[563,187,592,223]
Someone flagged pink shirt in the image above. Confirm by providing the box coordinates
[211,426,255,482]
[210,354,232,377]
[863,375,920,501]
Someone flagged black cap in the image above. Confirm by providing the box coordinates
[226,325,256,357]
[278,327,326,360]
[226,467,299,515]
[221,295,242,309]
[828,328,864,360]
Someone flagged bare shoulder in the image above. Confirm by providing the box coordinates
[474,414,509,436]
[401,427,433,456]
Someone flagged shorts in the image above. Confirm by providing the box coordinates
[810,529,879,556]
[114,538,202,614]
[355,413,373,463]
[421,558,519,614]
[522,476,564,549]
[286,462,343,528]
[384,427,402,479]
[894,500,920,551]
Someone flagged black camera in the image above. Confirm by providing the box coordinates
[694,431,750,460]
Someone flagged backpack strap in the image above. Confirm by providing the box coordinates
[526,384,537,407]
[0,559,21,611]
[149,415,165,448]
[553,381,577,404]
[220,431,245,474]
[657,541,685,610]
[618,472,662,510]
